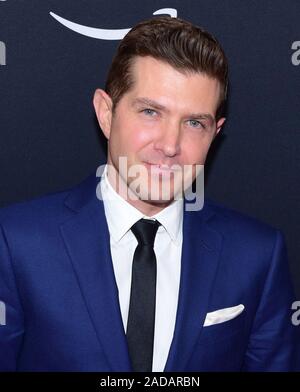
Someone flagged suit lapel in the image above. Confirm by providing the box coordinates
[60,175,132,371]
[164,203,223,371]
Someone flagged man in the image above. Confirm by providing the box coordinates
[0,16,298,371]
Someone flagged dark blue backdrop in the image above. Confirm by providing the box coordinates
[0,0,299,295]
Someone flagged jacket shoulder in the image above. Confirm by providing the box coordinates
[0,172,97,228]
[203,197,282,242]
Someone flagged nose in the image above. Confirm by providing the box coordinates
[154,121,181,157]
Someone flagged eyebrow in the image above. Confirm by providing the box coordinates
[131,97,216,125]
[189,113,215,125]
[132,97,168,112]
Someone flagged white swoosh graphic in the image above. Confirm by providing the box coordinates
[49,8,177,40]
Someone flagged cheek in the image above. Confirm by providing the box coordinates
[133,116,159,137]
[124,119,158,152]
[181,133,214,164]
[109,106,155,161]
[130,127,151,150]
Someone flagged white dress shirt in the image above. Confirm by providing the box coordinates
[100,165,183,372]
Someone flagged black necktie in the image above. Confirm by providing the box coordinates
[126,218,160,372]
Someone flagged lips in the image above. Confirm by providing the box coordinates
[143,162,180,172]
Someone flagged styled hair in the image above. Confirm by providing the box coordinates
[105,16,228,120]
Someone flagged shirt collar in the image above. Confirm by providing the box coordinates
[100,164,183,245]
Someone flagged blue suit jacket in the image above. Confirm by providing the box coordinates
[0,172,299,371]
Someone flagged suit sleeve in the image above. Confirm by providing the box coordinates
[242,230,300,371]
[0,223,25,371]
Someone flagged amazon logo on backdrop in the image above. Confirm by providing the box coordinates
[0,301,5,326]
[1,5,177,67]
[291,41,300,65]
[0,0,6,65]
[49,8,177,40]
[49,6,300,66]
[0,41,6,66]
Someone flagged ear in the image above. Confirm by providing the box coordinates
[93,89,113,140]
[215,117,226,137]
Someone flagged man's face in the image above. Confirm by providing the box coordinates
[94,56,225,212]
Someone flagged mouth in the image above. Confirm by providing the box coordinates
[143,162,180,172]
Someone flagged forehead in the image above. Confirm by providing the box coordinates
[125,56,221,115]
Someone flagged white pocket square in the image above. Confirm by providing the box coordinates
[203,304,245,327]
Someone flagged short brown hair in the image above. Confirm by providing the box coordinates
[105,16,228,120]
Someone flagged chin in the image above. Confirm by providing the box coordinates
[141,197,175,209]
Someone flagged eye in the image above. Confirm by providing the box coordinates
[187,119,205,129]
[142,108,157,117]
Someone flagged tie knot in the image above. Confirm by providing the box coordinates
[131,219,160,247]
